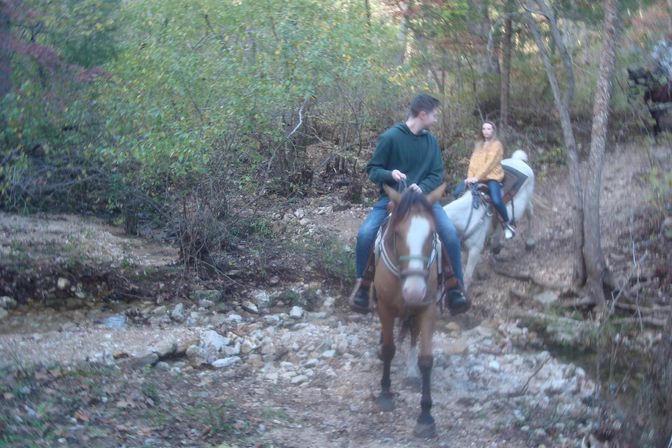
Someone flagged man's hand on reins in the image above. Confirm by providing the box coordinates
[391,169,407,182]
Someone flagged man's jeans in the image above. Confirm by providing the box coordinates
[355,197,464,287]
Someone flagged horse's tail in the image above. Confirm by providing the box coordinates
[511,149,528,162]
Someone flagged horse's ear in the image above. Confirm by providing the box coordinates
[383,184,401,204]
[425,182,447,205]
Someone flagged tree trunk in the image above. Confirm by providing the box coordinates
[364,0,371,28]
[397,2,410,65]
[499,0,514,137]
[523,0,585,285]
[583,0,619,317]
[0,4,11,101]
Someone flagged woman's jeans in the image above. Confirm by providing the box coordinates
[355,197,464,287]
[454,180,509,223]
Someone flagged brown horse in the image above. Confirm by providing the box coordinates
[371,182,447,438]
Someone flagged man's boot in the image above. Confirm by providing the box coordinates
[441,248,470,315]
[445,287,470,315]
[349,279,371,314]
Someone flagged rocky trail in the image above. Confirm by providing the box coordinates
[0,142,670,447]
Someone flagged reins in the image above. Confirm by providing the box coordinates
[379,183,438,280]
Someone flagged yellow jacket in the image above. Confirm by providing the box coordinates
[467,139,505,182]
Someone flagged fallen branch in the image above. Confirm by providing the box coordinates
[612,317,667,328]
[614,302,672,316]
[518,355,551,395]
[491,264,564,290]
[560,296,596,309]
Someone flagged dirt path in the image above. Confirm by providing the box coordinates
[0,143,668,447]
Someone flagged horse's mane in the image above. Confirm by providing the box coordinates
[390,190,433,229]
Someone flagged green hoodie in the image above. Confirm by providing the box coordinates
[366,123,444,197]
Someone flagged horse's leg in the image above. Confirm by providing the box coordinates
[463,241,483,290]
[413,308,436,438]
[490,222,503,255]
[524,200,535,251]
[378,305,396,412]
[405,321,421,389]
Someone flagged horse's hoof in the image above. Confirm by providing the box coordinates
[413,421,437,438]
[378,393,395,412]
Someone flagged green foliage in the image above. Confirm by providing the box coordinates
[29,0,121,67]
[648,165,672,213]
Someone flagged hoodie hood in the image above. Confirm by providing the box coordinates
[394,122,428,137]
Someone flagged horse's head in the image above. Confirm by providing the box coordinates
[383,183,446,306]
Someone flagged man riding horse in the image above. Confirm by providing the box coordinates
[348,93,469,315]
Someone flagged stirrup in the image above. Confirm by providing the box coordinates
[504,223,516,240]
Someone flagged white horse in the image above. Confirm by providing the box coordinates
[443,150,535,290]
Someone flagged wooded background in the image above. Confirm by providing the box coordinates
[0,0,670,308]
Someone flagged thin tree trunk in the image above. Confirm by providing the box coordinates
[499,0,514,137]
[523,0,585,285]
[0,3,11,144]
[583,0,619,317]
[397,2,410,65]
[0,4,11,101]
[364,0,371,28]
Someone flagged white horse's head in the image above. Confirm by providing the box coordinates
[511,149,528,162]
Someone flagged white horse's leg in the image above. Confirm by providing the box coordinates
[524,200,535,250]
[463,245,482,290]
[406,343,420,381]
[490,222,503,255]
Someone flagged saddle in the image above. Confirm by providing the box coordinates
[475,165,528,204]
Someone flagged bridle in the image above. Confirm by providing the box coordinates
[379,211,439,282]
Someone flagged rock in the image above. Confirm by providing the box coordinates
[320,349,336,359]
[0,308,8,320]
[0,296,17,310]
[242,301,259,314]
[222,342,241,356]
[294,209,305,219]
[663,216,672,240]
[212,357,241,369]
[185,345,207,364]
[289,306,304,319]
[445,338,469,355]
[102,314,126,329]
[321,296,336,310]
[175,338,199,356]
[190,290,221,303]
[290,374,308,384]
[119,353,159,369]
[445,321,461,333]
[202,330,230,352]
[488,360,501,371]
[198,299,214,309]
[252,290,270,306]
[170,303,185,322]
[153,306,167,315]
[241,339,257,354]
[155,361,171,371]
[151,340,177,359]
[227,313,244,323]
[57,277,70,290]
[533,290,559,306]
